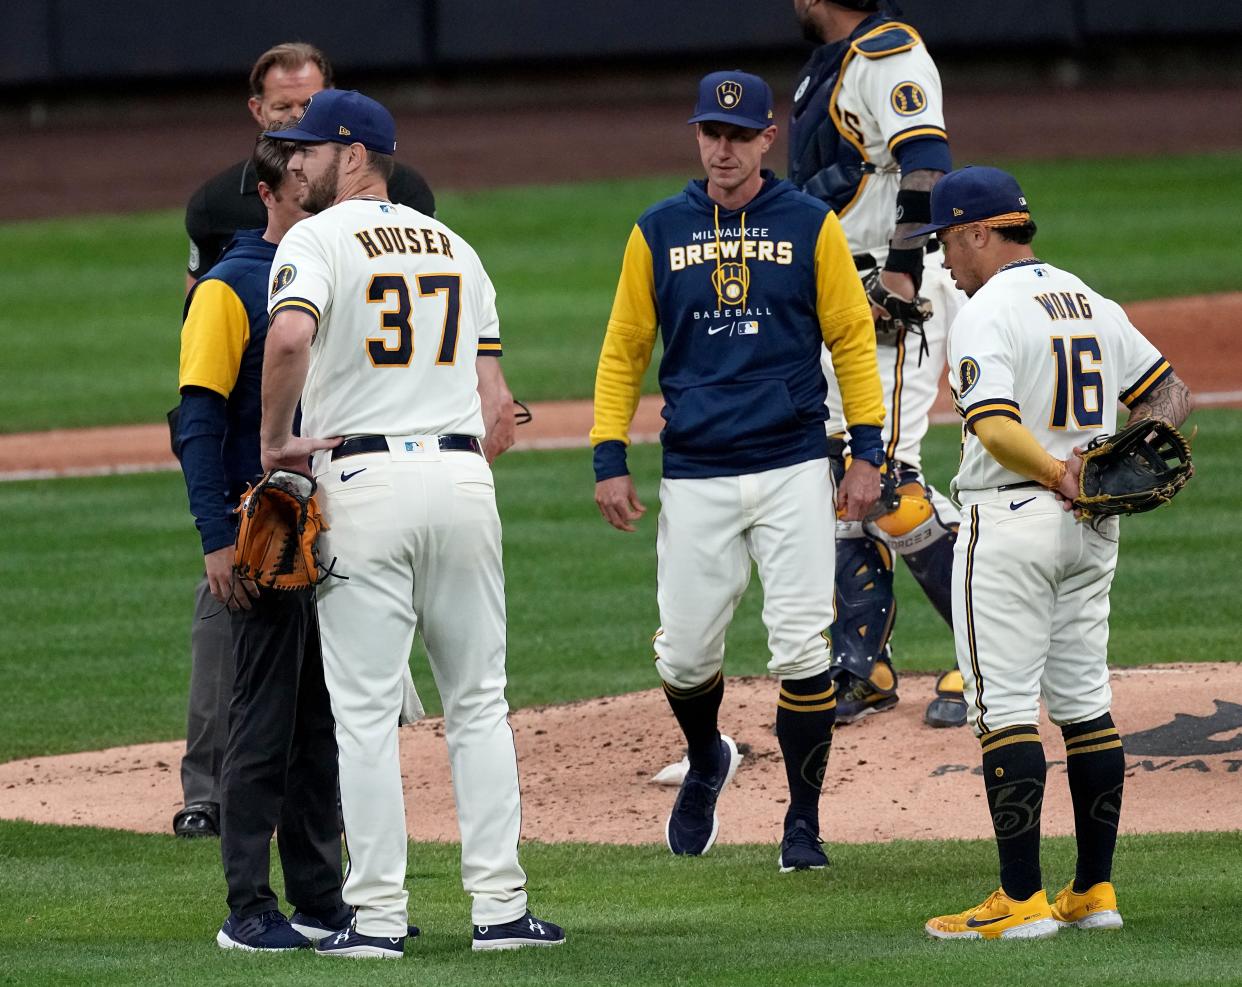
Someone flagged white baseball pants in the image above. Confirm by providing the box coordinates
[654,457,837,690]
[313,448,527,935]
[952,488,1118,736]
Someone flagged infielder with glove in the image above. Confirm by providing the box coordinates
[790,0,967,727]
[916,166,1193,939]
[592,71,884,871]
[262,89,562,956]
[178,136,350,951]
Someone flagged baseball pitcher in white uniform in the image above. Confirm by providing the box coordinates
[906,166,1193,940]
[258,89,564,957]
[789,0,967,728]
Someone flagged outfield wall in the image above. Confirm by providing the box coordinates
[3,1,1242,86]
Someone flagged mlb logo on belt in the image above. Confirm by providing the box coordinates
[404,440,426,452]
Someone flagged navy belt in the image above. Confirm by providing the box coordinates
[331,434,482,460]
[997,480,1042,493]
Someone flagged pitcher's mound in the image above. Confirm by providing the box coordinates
[1,663,1238,843]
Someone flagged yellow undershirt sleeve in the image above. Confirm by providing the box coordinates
[973,416,1066,489]
[178,279,251,397]
[814,212,885,430]
[590,225,660,447]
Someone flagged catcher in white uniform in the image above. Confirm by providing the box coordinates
[909,166,1193,940]
[259,89,564,957]
[790,0,967,728]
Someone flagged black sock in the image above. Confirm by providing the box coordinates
[980,725,1046,901]
[663,672,724,775]
[1062,714,1124,892]
[775,670,836,830]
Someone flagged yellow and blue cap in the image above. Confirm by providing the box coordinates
[688,70,774,130]
[265,88,396,155]
[905,166,1030,238]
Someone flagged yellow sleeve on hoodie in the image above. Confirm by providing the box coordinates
[813,211,885,431]
[591,224,660,447]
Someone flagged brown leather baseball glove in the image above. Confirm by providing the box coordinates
[233,470,328,590]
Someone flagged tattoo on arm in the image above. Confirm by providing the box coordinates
[891,169,945,251]
[1129,372,1193,429]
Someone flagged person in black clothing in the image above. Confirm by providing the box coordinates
[179,134,349,951]
[172,41,435,839]
[184,41,435,291]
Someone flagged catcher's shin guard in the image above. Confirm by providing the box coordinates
[827,528,896,686]
[872,481,957,627]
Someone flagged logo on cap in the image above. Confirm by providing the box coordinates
[716,80,742,109]
[952,207,964,216]
[339,125,351,136]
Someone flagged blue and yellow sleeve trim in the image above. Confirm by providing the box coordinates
[887,124,948,153]
[270,296,322,326]
[1120,358,1172,407]
[477,335,503,357]
[964,398,1021,433]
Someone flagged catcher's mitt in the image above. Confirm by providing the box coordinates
[233,470,328,590]
[864,267,934,347]
[1074,417,1193,518]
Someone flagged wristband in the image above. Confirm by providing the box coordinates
[883,245,925,277]
[895,188,932,226]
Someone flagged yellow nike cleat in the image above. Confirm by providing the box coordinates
[925,888,1059,940]
[1050,881,1124,930]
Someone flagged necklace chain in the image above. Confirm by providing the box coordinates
[994,257,1041,277]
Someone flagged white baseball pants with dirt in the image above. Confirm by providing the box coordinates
[313,446,527,936]
[653,457,837,690]
[952,487,1119,736]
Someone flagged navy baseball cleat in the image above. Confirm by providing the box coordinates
[290,907,353,942]
[778,819,829,873]
[472,911,566,951]
[216,910,311,951]
[315,923,409,959]
[666,733,741,856]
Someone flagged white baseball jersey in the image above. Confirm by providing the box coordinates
[830,30,948,258]
[945,260,1170,736]
[948,259,1171,497]
[268,198,500,439]
[268,195,530,935]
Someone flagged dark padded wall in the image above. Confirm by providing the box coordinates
[0,1,1232,86]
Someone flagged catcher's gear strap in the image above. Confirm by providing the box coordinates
[1074,417,1193,517]
[828,534,896,684]
[233,469,329,590]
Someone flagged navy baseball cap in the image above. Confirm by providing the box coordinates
[264,89,396,154]
[905,166,1030,238]
[688,70,774,130]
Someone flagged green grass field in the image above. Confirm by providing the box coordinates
[0,152,1239,432]
[0,408,1236,764]
[2,152,1239,986]
[1,823,1237,986]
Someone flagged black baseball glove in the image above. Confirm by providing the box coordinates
[864,267,934,347]
[1073,417,1194,518]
